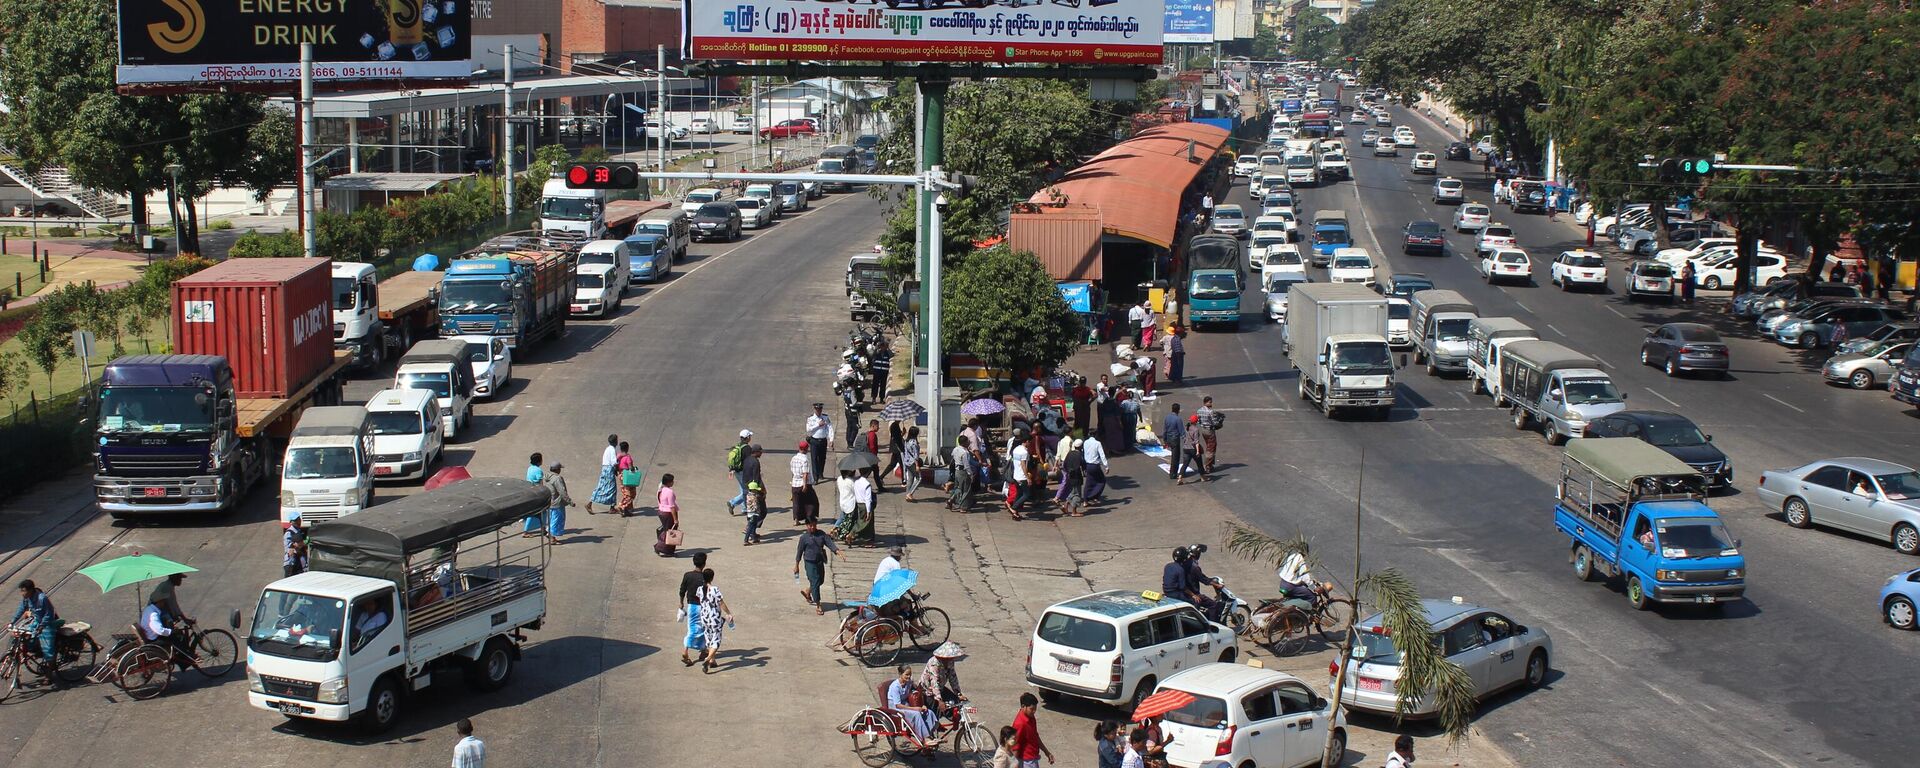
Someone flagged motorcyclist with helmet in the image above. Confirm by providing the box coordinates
[1181,544,1229,623]
[1161,547,1217,620]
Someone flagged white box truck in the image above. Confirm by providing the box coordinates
[1285,283,1398,419]
[246,477,549,733]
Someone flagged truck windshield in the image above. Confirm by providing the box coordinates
[1388,303,1411,320]
[1190,274,1240,300]
[398,372,452,399]
[1331,344,1393,374]
[284,447,358,480]
[1286,155,1315,168]
[1315,226,1349,245]
[575,273,605,290]
[1561,378,1621,404]
[332,277,358,310]
[97,386,214,433]
[541,197,595,221]
[1435,318,1471,342]
[250,590,345,662]
[439,282,511,312]
[1656,518,1737,557]
[368,411,423,435]
[637,222,669,236]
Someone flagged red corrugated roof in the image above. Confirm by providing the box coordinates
[1009,204,1104,281]
[1028,122,1229,249]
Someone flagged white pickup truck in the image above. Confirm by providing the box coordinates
[245,478,549,733]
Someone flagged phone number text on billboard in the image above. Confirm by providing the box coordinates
[685,1,1164,65]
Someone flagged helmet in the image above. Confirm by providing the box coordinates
[1189,543,1209,557]
[1172,546,1190,562]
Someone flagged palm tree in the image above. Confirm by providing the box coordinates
[1223,452,1479,761]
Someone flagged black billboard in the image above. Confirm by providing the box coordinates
[117,0,472,87]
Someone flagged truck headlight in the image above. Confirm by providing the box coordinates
[1656,570,1679,581]
[248,668,265,693]
[402,451,423,462]
[1725,569,1742,580]
[281,490,295,507]
[190,485,216,496]
[318,677,349,704]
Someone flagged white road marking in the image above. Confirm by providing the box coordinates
[1645,387,1681,407]
[1604,305,1628,319]
[1546,324,1565,336]
[1763,393,1806,413]
[1513,300,1532,313]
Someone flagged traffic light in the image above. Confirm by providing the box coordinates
[1677,158,1715,176]
[564,161,640,189]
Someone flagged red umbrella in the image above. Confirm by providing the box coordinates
[424,466,472,491]
[1131,689,1195,721]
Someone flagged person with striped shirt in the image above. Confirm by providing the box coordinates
[451,718,485,768]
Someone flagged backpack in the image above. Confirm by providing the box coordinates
[1209,410,1227,431]
[726,443,747,472]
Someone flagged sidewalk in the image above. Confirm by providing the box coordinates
[796,345,1521,768]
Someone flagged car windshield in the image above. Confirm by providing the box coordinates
[1268,277,1307,293]
[1255,236,1287,248]
[1190,274,1240,299]
[1876,472,1920,501]
[1332,344,1393,374]
[1484,228,1513,239]
[1286,155,1315,168]
[331,277,358,309]
[775,183,799,195]
[283,447,358,480]
[1637,263,1673,277]
[1036,611,1115,652]
[1161,691,1231,729]
[1498,252,1527,264]
[398,371,451,399]
[368,410,423,435]
[461,342,489,363]
[1674,327,1720,342]
[697,204,733,218]
[1643,420,1707,446]
[737,199,762,210]
[1324,153,1346,162]
[1435,318,1471,342]
[578,251,615,267]
[1657,518,1737,557]
[1350,627,1440,666]
[249,590,345,661]
[627,239,661,256]
[576,273,605,290]
[637,222,669,236]
[1561,378,1621,404]
[98,386,216,432]
[818,159,844,172]
[1333,256,1371,269]
[540,196,595,221]
[687,192,717,204]
[1440,181,1462,190]
[1566,254,1606,268]
[1215,208,1244,220]
[1408,224,1440,236]
[1462,205,1488,216]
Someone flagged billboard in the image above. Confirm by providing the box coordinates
[116,0,472,87]
[1162,0,1213,44]
[683,0,1163,65]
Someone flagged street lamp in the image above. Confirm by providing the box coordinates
[164,162,185,256]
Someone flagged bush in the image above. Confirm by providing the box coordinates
[0,226,26,237]
[208,219,234,231]
[47,226,76,237]
[228,231,302,258]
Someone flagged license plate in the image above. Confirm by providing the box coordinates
[142,487,166,498]
[374,466,394,476]
[1055,660,1083,675]
[1695,595,1716,604]
[277,701,303,715]
[1358,677,1383,692]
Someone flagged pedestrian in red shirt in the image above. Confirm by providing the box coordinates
[1011,692,1055,767]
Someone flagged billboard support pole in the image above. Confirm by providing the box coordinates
[914,76,947,376]
[299,43,316,260]
[925,164,946,457]
[657,45,668,193]
[503,44,516,216]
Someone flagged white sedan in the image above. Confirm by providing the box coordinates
[1410,152,1439,174]
[1474,224,1517,256]
[1452,203,1491,232]
[1479,247,1533,285]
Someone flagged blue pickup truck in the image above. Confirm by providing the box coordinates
[1555,438,1746,611]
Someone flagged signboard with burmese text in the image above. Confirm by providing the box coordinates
[682,0,1163,65]
[116,0,473,88]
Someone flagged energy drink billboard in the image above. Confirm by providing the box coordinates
[116,0,472,87]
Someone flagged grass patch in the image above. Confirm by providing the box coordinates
[2,322,170,418]
[0,254,53,301]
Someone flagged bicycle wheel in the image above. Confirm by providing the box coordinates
[911,607,950,652]
[56,636,99,684]
[0,654,21,702]
[1270,613,1310,657]
[192,629,239,678]
[114,645,171,700]
[953,722,995,768]
[852,620,902,668]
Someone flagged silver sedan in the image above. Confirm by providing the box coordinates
[1823,341,1913,390]
[1758,458,1920,554]
[1335,599,1551,718]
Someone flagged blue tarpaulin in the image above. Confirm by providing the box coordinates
[1195,117,1236,133]
[1058,281,1093,313]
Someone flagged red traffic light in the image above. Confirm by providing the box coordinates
[563,161,640,189]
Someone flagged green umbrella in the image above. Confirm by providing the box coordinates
[76,554,198,594]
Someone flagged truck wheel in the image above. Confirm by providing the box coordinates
[1511,407,1531,431]
[1470,374,1485,395]
[362,676,402,734]
[1625,576,1651,611]
[1297,378,1309,401]
[1546,422,1568,446]
[469,638,515,692]
[1425,358,1437,376]
[1570,545,1595,582]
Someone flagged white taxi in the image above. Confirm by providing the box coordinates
[1252,213,1295,243]
[1479,247,1533,285]
[1410,152,1439,174]
[1327,247,1377,286]
[1392,126,1417,146]
[1151,663,1348,768]
[1473,224,1517,256]
[1249,232,1293,270]
[1027,590,1237,711]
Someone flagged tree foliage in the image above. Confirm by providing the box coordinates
[1290,12,1343,66]
[941,246,1083,379]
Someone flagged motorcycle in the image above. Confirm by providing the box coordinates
[1212,581,1253,636]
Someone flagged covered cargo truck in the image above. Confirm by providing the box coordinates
[441,234,574,360]
[1500,339,1626,444]
[1285,282,1396,418]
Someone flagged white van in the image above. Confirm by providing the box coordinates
[634,209,691,264]
[393,339,475,440]
[1027,590,1237,710]
[364,388,444,481]
[743,183,781,217]
[1153,663,1349,768]
[572,262,623,317]
[575,240,632,296]
[280,406,374,525]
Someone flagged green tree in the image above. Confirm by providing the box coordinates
[941,246,1082,381]
[1291,12,1341,65]
[518,144,574,211]
[1253,26,1284,60]
[0,351,26,405]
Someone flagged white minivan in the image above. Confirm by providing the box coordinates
[575,240,632,296]
[1152,663,1348,768]
[572,262,624,317]
[1026,590,1237,711]
[365,388,443,481]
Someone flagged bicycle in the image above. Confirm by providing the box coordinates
[828,591,952,668]
[1,624,57,701]
[92,619,239,700]
[842,689,995,768]
[1250,589,1353,656]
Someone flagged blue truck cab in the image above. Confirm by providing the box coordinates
[439,235,573,359]
[1555,437,1746,610]
[1185,234,1243,329]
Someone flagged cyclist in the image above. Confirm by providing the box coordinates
[139,595,194,671]
[149,573,193,628]
[917,642,967,721]
[12,580,62,681]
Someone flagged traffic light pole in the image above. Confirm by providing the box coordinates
[915,78,949,426]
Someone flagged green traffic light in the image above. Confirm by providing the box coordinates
[1681,158,1713,175]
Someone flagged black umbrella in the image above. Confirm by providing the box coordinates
[839,450,880,471]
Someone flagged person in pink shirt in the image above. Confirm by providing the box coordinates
[655,474,681,557]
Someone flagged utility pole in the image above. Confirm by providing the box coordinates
[914,78,948,376]
[299,43,316,259]
[503,43,516,216]
[925,164,947,448]
[657,44,668,190]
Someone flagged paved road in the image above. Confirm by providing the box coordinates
[0,187,893,768]
[1168,91,1919,768]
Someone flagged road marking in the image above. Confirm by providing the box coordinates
[1546,324,1565,337]
[1593,355,1613,369]
[1604,305,1628,319]
[1763,393,1806,413]
[1513,300,1532,313]
[1645,387,1680,407]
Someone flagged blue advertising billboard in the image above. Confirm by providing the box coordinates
[1164,0,1214,44]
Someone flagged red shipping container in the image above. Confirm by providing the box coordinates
[172,258,334,399]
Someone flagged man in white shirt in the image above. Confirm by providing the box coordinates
[140,599,192,669]
[1007,439,1031,518]
[853,469,875,520]
[1126,302,1146,345]
[875,546,905,584]
[1385,734,1415,767]
[452,718,486,768]
[1278,548,1328,603]
[805,403,834,482]
[1080,436,1109,506]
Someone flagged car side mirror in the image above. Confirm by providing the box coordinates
[230,608,243,630]
[1312,694,1328,711]
[328,629,342,650]
[1705,434,1713,442]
